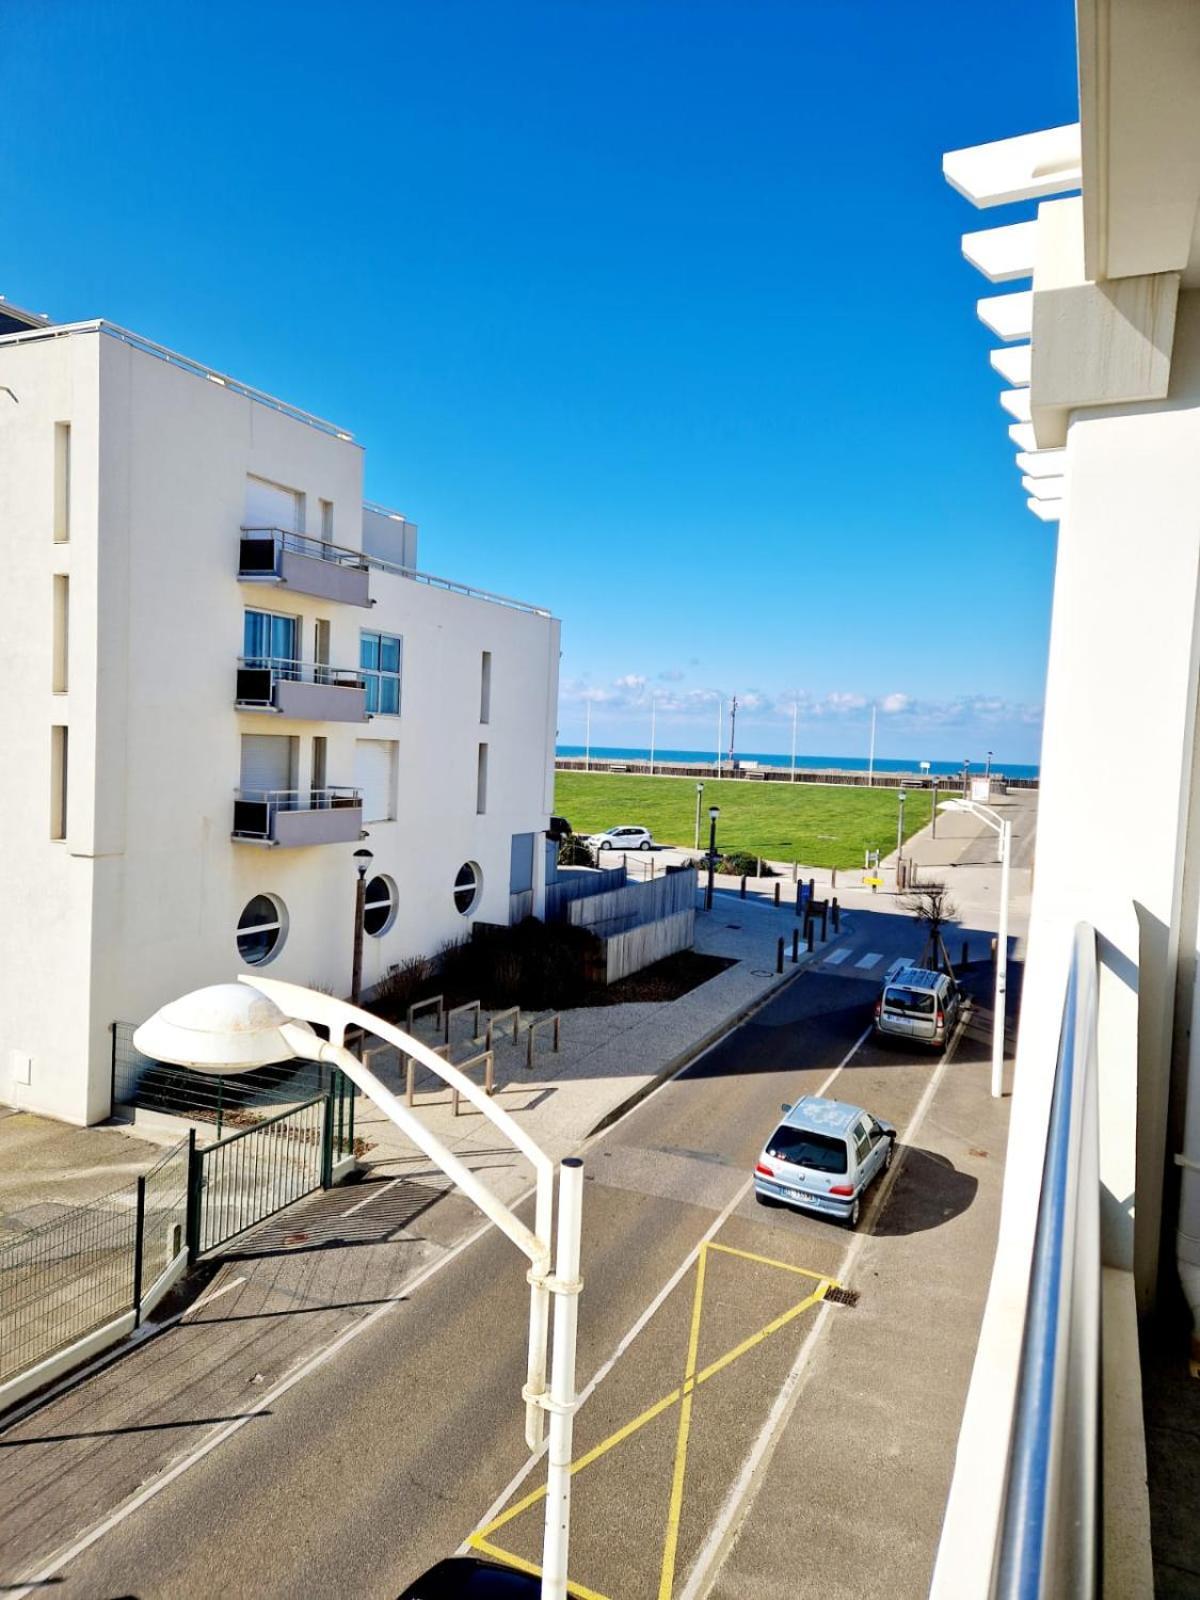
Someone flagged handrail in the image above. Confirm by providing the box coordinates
[995,922,1100,1599]
[236,656,364,688]
[0,320,358,441]
[240,526,370,571]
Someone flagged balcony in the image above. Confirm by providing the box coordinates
[238,527,371,608]
[232,787,363,847]
[235,658,368,723]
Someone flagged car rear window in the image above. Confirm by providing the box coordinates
[884,987,936,1015]
[765,1126,848,1173]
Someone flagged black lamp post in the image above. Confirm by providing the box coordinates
[705,805,720,911]
[351,846,374,1004]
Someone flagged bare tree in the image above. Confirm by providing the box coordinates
[897,880,959,975]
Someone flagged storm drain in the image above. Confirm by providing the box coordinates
[825,1285,860,1308]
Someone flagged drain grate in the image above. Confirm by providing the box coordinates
[825,1285,859,1308]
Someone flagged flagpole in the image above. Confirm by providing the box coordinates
[867,704,876,787]
[791,701,798,783]
[585,702,591,773]
[650,696,656,776]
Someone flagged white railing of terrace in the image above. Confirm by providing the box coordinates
[232,786,362,838]
[235,656,364,693]
[0,320,358,441]
[932,924,1100,1600]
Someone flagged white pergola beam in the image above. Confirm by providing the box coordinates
[978,291,1033,341]
[962,220,1038,282]
[1000,387,1033,422]
[944,124,1082,208]
[990,345,1032,386]
[1027,497,1063,522]
[1022,474,1066,501]
[1016,448,1066,478]
[1008,422,1037,452]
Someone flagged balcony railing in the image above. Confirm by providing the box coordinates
[235,657,368,723]
[932,923,1100,1600]
[232,787,363,848]
[238,528,371,607]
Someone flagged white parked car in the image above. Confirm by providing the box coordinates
[587,825,654,852]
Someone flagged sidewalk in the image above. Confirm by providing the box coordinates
[0,1108,172,1242]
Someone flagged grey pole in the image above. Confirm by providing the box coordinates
[351,847,373,1005]
[694,782,704,851]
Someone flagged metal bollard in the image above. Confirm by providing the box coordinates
[791,928,799,963]
[808,877,815,903]
[774,881,781,906]
[832,897,840,933]
[776,936,784,974]
[740,875,747,899]
[831,866,837,889]
[792,861,798,883]
[820,906,829,942]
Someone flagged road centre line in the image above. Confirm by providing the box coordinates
[4,1202,524,1600]
[675,1025,963,1600]
[462,1023,874,1553]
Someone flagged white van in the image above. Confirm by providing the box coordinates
[874,966,961,1047]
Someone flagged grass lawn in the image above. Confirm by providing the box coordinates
[554,771,953,869]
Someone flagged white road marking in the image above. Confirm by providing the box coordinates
[854,952,883,970]
[341,1176,402,1217]
[822,947,851,966]
[4,1198,532,1600]
[185,1276,247,1317]
[461,1022,876,1551]
[677,1026,963,1600]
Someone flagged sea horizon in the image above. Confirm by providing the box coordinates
[557,743,1040,779]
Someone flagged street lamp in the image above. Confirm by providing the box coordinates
[705,805,721,911]
[939,798,1012,1099]
[351,846,374,1005]
[694,782,705,850]
[896,789,907,855]
[134,977,584,1600]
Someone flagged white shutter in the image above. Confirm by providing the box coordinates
[240,734,295,794]
[244,475,301,531]
[354,740,396,822]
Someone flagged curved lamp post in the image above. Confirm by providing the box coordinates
[938,797,1011,1099]
[133,978,583,1600]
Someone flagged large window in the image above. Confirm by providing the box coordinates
[237,894,287,966]
[244,609,299,671]
[454,861,482,916]
[360,630,402,715]
[363,875,397,937]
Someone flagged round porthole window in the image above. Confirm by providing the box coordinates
[363,874,397,937]
[236,893,287,966]
[454,861,482,916]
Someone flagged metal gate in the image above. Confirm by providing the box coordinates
[188,1093,330,1257]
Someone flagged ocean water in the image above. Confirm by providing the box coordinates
[557,744,1040,780]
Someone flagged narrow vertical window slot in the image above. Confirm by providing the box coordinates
[50,725,68,839]
[52,575,69,692]
[53,423,71,543]
[480,650,492,724]
[477,742,489,815]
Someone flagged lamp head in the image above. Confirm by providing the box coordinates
[709,805,720,820]
[897,790,907,802]
[353,846,374,878]
[133,984,299,1075]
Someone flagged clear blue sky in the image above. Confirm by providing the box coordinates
[2,0,1077,764]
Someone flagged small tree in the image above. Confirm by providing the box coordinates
[557,833,595,868]
[897,880,959,976]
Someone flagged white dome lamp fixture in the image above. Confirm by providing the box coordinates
[132,982,316,1076]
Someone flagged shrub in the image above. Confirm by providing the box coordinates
[557,833,596,868]
[370,953,437,1021]
[715,851,776,878]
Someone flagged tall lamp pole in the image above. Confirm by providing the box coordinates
[896,789,907,856]
[694,782,704,850]
[939,799,1011,1098]
[705,805,720,911]
[351,846,373,1005]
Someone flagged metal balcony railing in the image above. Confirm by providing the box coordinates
[232,786,362,842]
[235,656,365,706]
[995,923,1101,1599]
[239,527,370,575]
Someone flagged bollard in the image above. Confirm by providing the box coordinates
[831,866,837,889]
[820,906,829,942]
[740,874,747,899]
[792,861,798,883]
[806,918,814,954]
[832,897,840,933]
[776,936,784,974]
[774,881,781,906]
[808,877,815,903]
[791,928,799,963]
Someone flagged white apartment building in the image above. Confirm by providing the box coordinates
[0,303,560,1127]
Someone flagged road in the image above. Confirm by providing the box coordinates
[1,913,1008,1600]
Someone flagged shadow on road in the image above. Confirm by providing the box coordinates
[869,1145,979,1237]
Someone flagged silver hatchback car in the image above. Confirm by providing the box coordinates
[754,1095,896,1229]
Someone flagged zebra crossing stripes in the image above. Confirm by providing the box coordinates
[854,952,884,970]
[823,947,851,966]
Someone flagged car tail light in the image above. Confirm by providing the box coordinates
[873,999,881,1021]
[755,1163,773,1177]
[937,1008,945,1029]
[829,1184,854,1196]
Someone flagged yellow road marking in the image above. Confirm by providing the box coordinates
[471,1535,613,1600]
[658,1240,708,1600]
[470,1243,835,1596]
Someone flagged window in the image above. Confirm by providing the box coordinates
[236,894,288,966]
[763,1126,848,1174]
[52,575,69,692]
[360,631,402,715]
[50,725,68,840]
[363,875,397,937]
[884,987,935,1016]
[244,609,299,672]
[480,650,492,723]
[477,742,489,815]
[454,861,482,916]
[312,735,327,793]
[244,475,302,534]
[354,739,397,822]
[53,423,70,542]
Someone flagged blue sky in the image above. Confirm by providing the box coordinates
[2,1,1077,763]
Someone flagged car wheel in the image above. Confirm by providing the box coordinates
[640,840,651,850]
[846,1197,860,1229]
[599,840,611,851]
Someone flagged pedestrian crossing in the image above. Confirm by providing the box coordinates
[819,944,886,972]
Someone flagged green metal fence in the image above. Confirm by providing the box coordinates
[0,1139,189,1389]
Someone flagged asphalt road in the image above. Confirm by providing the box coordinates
[2,914,1006,1600]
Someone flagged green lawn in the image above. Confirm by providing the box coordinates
[554,771,951,869]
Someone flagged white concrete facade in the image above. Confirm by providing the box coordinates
[0,316,559,1126]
